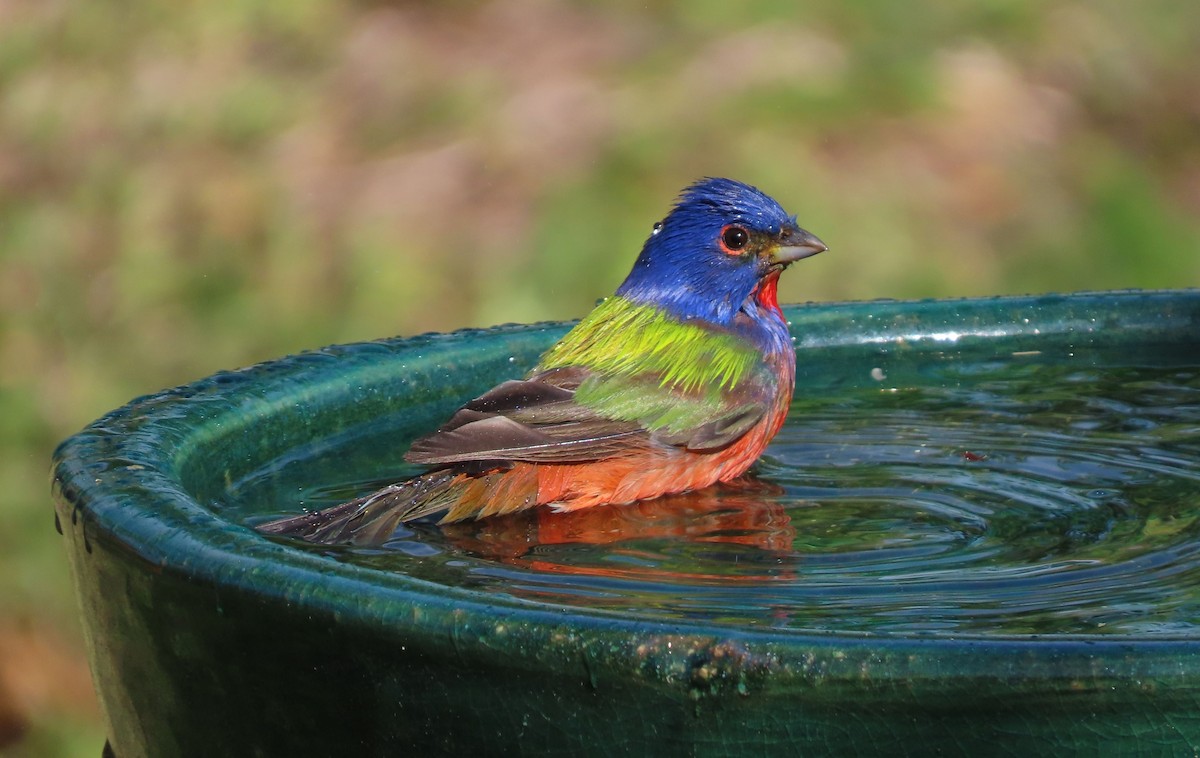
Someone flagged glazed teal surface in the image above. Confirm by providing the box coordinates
[53,291,1200,755]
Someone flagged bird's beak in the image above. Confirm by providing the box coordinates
[769,226,828,265]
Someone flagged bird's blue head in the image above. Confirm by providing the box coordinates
[616,178,826,328]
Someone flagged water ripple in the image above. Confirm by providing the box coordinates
[243,362,1200,639]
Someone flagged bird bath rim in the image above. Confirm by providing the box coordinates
[53,290,1200,684]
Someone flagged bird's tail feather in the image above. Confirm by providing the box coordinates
[256,465,539,545]
[256,470,464,544]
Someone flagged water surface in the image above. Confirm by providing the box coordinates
[230,356,1200,638]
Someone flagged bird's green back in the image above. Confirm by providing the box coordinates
[538,297,760,393]
[535,297,770,441]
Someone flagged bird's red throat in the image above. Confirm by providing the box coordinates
[756,269,783,317]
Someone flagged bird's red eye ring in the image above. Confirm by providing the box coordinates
[720,225,750,254]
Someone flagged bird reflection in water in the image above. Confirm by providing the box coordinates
[436,477,798,578]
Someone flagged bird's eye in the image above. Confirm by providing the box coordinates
[720,225,750,253]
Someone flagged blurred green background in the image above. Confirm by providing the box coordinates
[2,0,1198,753]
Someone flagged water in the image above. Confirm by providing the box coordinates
[231,359,1200,638]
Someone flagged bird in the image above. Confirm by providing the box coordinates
[258,177,826,545]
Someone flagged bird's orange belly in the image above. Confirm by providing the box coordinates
[536,413,779,511]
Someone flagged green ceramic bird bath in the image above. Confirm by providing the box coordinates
[53,291,1200,755]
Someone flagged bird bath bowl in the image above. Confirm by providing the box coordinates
[53,291,1200,755]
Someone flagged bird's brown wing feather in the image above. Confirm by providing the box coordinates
[404,374,648,465]
[404,360,775,466]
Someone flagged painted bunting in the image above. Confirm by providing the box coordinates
[259,178,826,544]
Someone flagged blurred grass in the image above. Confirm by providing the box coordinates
[1,0,1198,753]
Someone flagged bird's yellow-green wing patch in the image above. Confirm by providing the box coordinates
[536,297,775,448]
